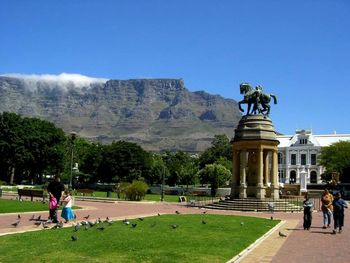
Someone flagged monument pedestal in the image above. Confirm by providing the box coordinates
[231,114,280,200]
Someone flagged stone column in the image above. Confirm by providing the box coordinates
[263,151,269,186]
[230,150,240,199]
[256,148,265,199]
[239,150,247,198]
[271,149,279,199]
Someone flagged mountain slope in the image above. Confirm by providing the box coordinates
[0,75,242,152]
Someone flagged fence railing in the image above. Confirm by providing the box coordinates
[187,195,323,212]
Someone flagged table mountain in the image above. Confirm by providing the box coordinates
[0,75,242,152]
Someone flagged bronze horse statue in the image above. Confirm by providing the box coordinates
[238,83,277,115]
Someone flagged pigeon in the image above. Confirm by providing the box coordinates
[97,226,105,231]
[74,224,81,232]
[97,218,102,223]
[202,220,207,225]
[11,220,20,227]
[171,224,178,229]
[81,221,88,226]
[71,235,78,241]
[88,221,95,227]
[85,225,90,230]
[279,231,287,237]
[46,219,53,224]
[107,220,114,226]
[131,223,137,228]
[270,216,274,220]
[175,211,181,214]
[57,221,64,228]
[157,213,161,216]
[42,222,49,229]
[34,221,42,227]
[17,214,21,219]
[202,211,207,214]
[83,215,90,220]
[29,215,35,221]
[138,217,144,221]
[240,221,244,226]
[36,215,41,221]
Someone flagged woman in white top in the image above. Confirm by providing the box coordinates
[61,190,75,223]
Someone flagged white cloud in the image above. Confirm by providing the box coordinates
[1,73,109,91]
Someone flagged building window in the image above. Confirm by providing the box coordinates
[278,153,283,164]
[291,154,296,165]
[311,154,317,165]
[290,170,296,184]
[299,139,308,144]
[301,154,306,165]
[310,171,317,183]
[278,169,285,183]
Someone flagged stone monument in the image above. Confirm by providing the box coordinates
[231,83,279,199]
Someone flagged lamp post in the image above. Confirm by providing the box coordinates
[161,165,165,202]
[69,132,77,190]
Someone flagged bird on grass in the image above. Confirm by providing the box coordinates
[157,213,161,216]
[175,211,181,214]
[279,231,287,237]
[202,220,207,225]
[85,225,90,231]
[97,226,105,231]
[240,221,244,227]
[11,221,20,227]
[138,217,144,221]
[171,224,178,229]
[132,223,137,228]
[270,216,274,220]
[73,223,81,232]
[123,219,130,225]
[71,235,78,241]
[88,221,96,227]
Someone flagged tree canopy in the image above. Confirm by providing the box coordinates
[319,141,350,183]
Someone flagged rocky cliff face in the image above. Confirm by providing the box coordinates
[0,75,242,152]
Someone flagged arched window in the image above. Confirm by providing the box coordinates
[310,171,317,184]
[290,170,296,184]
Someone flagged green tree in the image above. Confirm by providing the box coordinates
[319,141,350,183]
[148,154,169,185]
[199,134,232,168]
[100,141,152,183]
[198,163,231,196]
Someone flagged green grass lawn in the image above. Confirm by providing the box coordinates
[75,191,193,203]
[0,199,79,213]
[0,214,279,263]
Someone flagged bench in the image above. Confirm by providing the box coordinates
[76,189,94,196]
[18,189,46,201]
[191,191,208,196]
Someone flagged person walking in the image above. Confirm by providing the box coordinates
[321,189,333,229]
[61,190,75,223]
[303,195,313,230]
[47,175,65,223]
[332,192,348,234]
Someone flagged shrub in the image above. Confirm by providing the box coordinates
[123,180,148,201]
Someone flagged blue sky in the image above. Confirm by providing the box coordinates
[1,0,349,135]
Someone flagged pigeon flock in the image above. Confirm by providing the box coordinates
[9,209,214,242]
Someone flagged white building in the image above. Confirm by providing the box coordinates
[277,130,350,185]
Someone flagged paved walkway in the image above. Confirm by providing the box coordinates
[0,195,349,262]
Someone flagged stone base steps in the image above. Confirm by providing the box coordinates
[203,198,303,212]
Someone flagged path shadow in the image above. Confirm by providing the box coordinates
[310,231,334,235]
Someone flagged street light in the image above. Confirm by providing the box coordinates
[69,132,77,190]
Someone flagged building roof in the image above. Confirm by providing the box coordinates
[277,131,350,148]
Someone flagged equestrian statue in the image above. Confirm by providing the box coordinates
[238,83,277,115]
